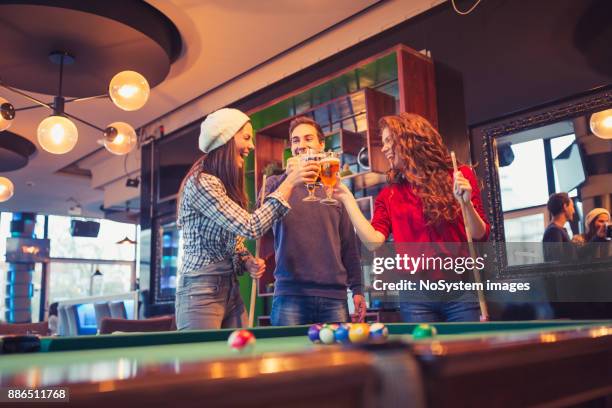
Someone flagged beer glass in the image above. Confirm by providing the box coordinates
[319,151,340,205]
[299,149,322,202]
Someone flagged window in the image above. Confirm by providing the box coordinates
[47,262,133,303]
[504,210,547,242]
[1,212,137,322]
[48,216,136,261]
[499,139,549,212]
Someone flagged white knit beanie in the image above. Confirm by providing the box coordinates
[198,108,250,153]
[585,208,610,232]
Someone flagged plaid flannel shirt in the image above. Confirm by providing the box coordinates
[178,173,290,276]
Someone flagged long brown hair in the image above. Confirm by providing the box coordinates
[381,112,460,226]
[177,137,248,225]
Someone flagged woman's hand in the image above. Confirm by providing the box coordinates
[333,180,355,204]
[245,257,266,279]
[285,162,319,187]
[353,294,366,322]
[453,171,472,205]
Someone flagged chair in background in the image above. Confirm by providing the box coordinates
[65,304,80,336]
[93,302,112,332]
[99,316,174,334]
[0,321,50,336]
[109,301,127,319]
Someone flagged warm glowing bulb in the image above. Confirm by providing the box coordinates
[0,176,14,202]
[114,133,126,144]
[0,97,16,131]
[590,109,612,140]
[103,122,137,155]
[37,115,78,154]
[109,71,150,111]
[118,85,139,98]
[51,123,65,143]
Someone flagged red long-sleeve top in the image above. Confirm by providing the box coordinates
[371,165,490,244]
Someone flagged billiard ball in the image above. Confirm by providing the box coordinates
[228,329,256,352]
[334,324,351,344]
[318,326,336,345]
[369,323,389,342]
[308,324,323,343]
[324,323,340,331]
[412,324,437,339]
[349,323,370,343]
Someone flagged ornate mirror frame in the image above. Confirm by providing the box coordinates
[471,85,612,278]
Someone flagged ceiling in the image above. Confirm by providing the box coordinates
[0,0,384,219]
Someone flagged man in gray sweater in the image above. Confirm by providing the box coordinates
[260,116,366,325]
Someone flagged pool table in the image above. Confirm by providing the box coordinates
[1,320,612,407]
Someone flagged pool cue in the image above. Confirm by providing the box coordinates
[248,174,267,328]
[451,151,490,321]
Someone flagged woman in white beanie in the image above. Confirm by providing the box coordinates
[584,208,610,243]
[175,108,319,330]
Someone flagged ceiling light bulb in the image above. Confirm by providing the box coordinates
[0,176,15,202]
[0,97,16,131]
[590,109,612,140]
[109,71,150,111]
[37,115,78,154]
[103,122,137,155]
[118,85,139,98]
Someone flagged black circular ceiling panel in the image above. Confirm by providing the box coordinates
[0,130,37,171]
[0,0,182,97]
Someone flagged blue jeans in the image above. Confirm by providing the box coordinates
[175,273,246,330]
[399,301,480,322]
[271,295,349,326]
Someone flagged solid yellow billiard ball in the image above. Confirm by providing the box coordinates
[348,323,370,343]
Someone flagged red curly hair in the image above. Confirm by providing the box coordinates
[380,113,460,226]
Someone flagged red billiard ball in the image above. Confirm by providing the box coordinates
[228,329,256,352]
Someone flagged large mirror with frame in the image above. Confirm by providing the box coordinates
[472,85,612,278]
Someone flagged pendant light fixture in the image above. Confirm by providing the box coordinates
[590,109,612,140]
[0,176,15,202]
[0,51,146,156]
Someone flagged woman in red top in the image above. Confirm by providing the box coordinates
[336,113,489,322]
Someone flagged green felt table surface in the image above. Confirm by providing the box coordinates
[0,320,609,377]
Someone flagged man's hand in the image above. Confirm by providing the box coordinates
[353,294,366,322]
[245,257,266,279]
[286,156,299,173]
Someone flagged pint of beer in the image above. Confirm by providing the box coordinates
[299,149,322,202]
[320,156,340,188]
[320,152,340,205]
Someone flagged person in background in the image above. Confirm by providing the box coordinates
[582,208,610,243]
[260,116,365,326]
[175,108,319,330]
[48,302,59,335]
[573,208,611,259]
[542,192,575,242]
